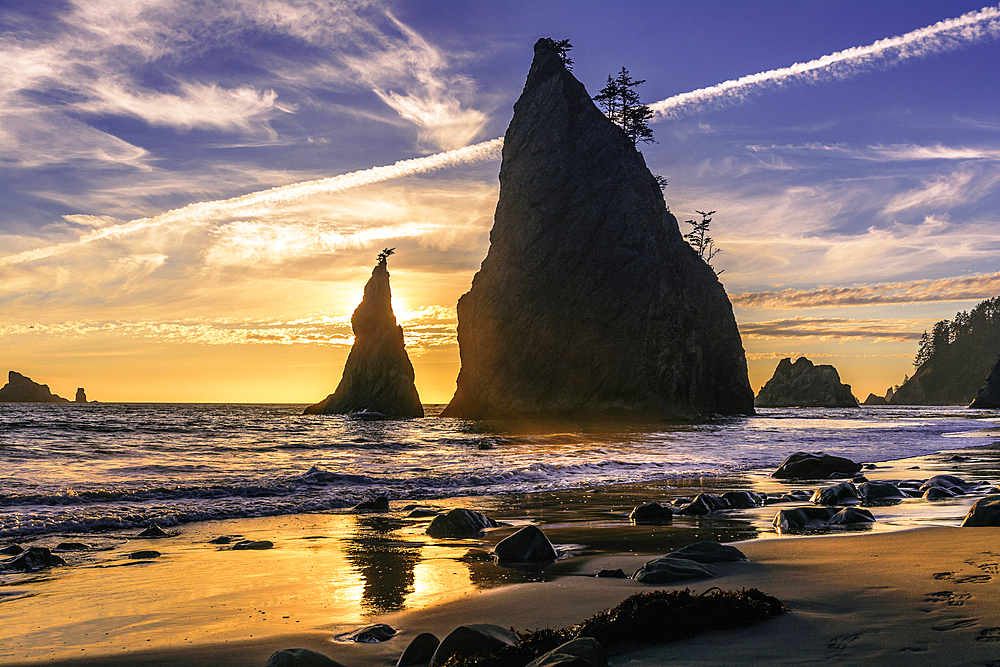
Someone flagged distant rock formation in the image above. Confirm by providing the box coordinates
[970,356,1000,408]
[304,260,423,417]
[0,371,68,403]
[75,388,87,403]
[441,39,754,420]
[754,358,858,408]
[862,388,892,406]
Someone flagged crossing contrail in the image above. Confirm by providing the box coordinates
[650,4,1000,119]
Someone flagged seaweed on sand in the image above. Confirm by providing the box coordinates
[440,587,786,666]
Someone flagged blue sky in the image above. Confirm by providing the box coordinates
[2,0,1000,402]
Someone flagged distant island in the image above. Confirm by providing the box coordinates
[0,371,69,402]
[754,357,858,408]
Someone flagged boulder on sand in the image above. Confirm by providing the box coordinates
[772,507,874,533]
[397,633,440,667]
[632,556,718,583]
[493,525,558,562]
[525,637,607,667]
[961,496,1000,526]
[666,541,748,564]
[754,357,858,408]
[2,547,67,571]
[426,509,499,538]
[304,257,423,417]
[440,38,754,420]
[809,482,859,506]
[265,648,347,667]
[0,371,68,402]
[629,501,673,523]
[429,624,518,667]
[771,451,862,479]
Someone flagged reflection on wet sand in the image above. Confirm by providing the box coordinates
[342,515,421,614]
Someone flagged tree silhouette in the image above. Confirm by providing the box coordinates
[593,67,654,145]
[376,247,395,264]
[683,210,722,275]
[539,37,573,70]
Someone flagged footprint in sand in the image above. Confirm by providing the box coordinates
[954,574,991,584]
[923,591,973,606]
[932,572,954,580]
[931,618,978,631]
[977,562,1000,574]
[828,633,861,649]
[899,641,929,652]
[977,628,1000,642]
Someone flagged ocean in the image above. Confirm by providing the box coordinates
[2,402,998,541]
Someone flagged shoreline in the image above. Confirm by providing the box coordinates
[5,441,1000,665]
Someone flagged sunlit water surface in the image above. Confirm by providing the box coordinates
[3,403,1000,540]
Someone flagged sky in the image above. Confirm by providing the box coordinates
[3,0,1000,404]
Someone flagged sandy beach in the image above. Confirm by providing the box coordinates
[5,447,1000,667]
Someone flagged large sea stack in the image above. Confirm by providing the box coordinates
[303,260,423,417]
[441,39,754,420]
[754,358,858,408]
[0,371,69,403]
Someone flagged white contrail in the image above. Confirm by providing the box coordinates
[650,4,1000,119]
[0,138,503,267]
[7,6,999,268]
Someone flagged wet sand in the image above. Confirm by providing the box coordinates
[5,446,1000,666]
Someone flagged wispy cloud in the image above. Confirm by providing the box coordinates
[0,138,503,268]
[733,271,1000,309]
[739,317,930,341]
[650,5,1000,119]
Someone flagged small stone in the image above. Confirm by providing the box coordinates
[232,540,274,550]
[667,541,747,563]
[629,502,673,523]
[0,544,24,555]
[55,542,92,551]
[137,525,169,538]
[3,547,67,572]
[128,550,161,559]
[209,536,235,544]
[809,482,859,506]
[353,496,390,512]
[721,491,763,509]
[923,487,957,501]
[407,508,441,518]
[265,648,348,667]
[338,624,397,643]
[675,493,730,515]
[772,452,862,479]
[632,556,717,584]
[426,509,498,538]
[596,569,628,579]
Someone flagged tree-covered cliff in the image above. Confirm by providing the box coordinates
[892,297,1000,405]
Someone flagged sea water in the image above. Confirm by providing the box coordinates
[3,403,1000,540]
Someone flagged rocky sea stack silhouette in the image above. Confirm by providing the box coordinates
[442,39,754,420]
[304,258,423,417]
[0,371,69,403]
[755,358,858,408]
[970,356,1000,408]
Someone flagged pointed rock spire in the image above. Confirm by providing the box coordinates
[304,259,423,417]
[441,38,754,420]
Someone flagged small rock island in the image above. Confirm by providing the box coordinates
[754,357,859,408]
[304,252,423,417]
[0,371,69,403]
[442,39,754,420]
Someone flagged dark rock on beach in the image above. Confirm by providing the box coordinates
[338,624,397,643]
[353,496,390,512]
[429,624,518,667]
[303,258,423,418]
[426,509,499,538]
[397,632,440,667]
[754,357,858,407]
[0,544,24,555]
[772,506,874,533]
[772,451,862,479]
[629,501,673,523]
[265,648,348,667]
[494,525,558,562]
[525,637,608,667]
[232,540,274,551]
[858,481,905,504]
[920,474,973,494]
[596,568,629,579]
[128,550,161,559]
[209,536,237,544]
[667,541,748,563]
[722,490,764,508]
[923,486,957,501]
[675,493,731,515]
[961,496,1000,526]
[55,542,92,551]
[3,546,67,571]
[0,371,69,402]
[633,556,718,583]
[441,38,754,420]
[810,482,859,506]
[137,524,170,538]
